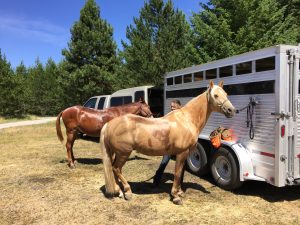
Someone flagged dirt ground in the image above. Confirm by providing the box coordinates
[0,122,300,225]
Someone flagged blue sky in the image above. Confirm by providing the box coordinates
[0,0,204,69]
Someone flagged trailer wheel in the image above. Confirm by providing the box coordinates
[210,147,242,190]
[186,142,209,176]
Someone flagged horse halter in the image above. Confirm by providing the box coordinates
[218,99,230,111]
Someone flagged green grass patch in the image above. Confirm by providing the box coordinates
[0,115,43,124]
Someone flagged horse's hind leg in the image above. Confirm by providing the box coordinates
[112,152,132,200]
[66,130,76,168]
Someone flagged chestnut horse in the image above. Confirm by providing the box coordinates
[56,100,153,168]
[100,80,236,205]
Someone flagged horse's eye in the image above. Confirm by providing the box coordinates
[214,94,218,98]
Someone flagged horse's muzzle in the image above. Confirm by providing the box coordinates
[224,107,236,118]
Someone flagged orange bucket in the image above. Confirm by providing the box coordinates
[210,130,221,149]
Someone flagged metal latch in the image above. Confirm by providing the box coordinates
[271,111,291,120]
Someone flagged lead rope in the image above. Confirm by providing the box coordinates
[247,102,255,139]
[236,97,258,140]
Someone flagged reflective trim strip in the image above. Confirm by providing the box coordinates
[260,152,275,158]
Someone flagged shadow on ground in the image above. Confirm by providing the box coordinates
[232,180,300,202]
[99,172,210,198]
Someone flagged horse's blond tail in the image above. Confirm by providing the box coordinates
[56,111,64,144]
[100,123,117,197]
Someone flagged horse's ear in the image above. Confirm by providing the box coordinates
[218,80,224,88]
[209,80,214,89]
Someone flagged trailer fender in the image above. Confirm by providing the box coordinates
[223,142,266,182]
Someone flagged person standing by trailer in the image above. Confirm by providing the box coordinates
[153,100,184,186]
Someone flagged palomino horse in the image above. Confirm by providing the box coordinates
[56,100,153,168]
[100,80,235,205]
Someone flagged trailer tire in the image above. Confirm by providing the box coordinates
[186,142,209,176]
[210,147,242,190]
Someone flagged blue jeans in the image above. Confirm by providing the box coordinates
[153,155,184,185]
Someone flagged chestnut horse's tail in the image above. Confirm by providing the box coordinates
[100,123,117,197]
[56,110,64,144]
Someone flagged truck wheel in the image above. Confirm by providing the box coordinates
[210,147,243,190]
[186,142,209,176]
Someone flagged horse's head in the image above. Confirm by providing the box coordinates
[207,80,235,118]
[137,98,153,118]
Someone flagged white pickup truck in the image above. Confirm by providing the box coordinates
[83,85,164,117]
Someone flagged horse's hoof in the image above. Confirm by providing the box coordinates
[68,163,76,169]
[178,190,185,198]
[124,192,133,201]
[173,197,183,205]
[118,191,124,199]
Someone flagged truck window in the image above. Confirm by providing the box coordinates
[124,96,132,104]
[134,91,145,102]
[110,97,123,107]
[83,97,97,109]
[97,97,106,110]
[110,96,132,107]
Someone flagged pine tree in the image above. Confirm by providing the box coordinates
[14,61,29,116]
[26,58,45,115]
[62,0,118,105]
[42,58,65,115]
[120,0,196,87]
[0,49,15,116]
[191,0,299,62]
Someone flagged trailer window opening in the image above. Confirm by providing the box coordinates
[194,71,204,82]
[256,56,275,72]
[206,69,217,79]
[184,74,192,83]
[167,77,173,86]
[236,61,252,75]
[166,80,275,98]
[220,66,233,77]
[174,76,182,85]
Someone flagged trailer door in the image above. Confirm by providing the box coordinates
[288,47,300,182]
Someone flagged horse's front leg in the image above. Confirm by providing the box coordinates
[172,149,189,205]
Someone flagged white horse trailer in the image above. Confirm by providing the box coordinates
[164,44,300,190]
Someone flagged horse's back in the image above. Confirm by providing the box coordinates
[105,114,193,156]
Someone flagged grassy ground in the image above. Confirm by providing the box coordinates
[0,122,300,225]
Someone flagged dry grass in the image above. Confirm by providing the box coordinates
[0,122,300,225]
